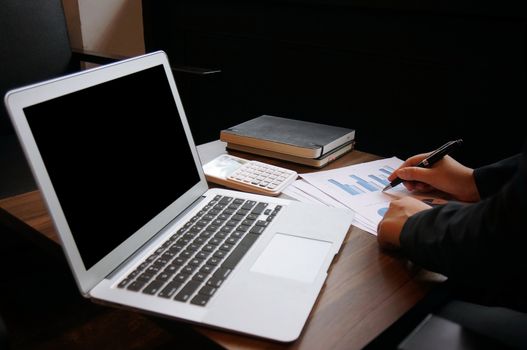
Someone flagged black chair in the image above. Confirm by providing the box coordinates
[0,1,121,347]
[0,0,121,199]
[363,280,527,349]
[0,314,6,350]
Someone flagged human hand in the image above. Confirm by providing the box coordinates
[377,197,431,249]
[389,154,480,202]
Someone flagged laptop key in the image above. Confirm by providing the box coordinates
[190,294,211,306]
[173,273,190,283]
[206,257,221,266]
[137,272,155,282]
[127,280,146,291]
[158,281,182,298]
[242,201,256,210]
[231,214,245,221]
[213,267,232,279]
[249,225,265,235]
[213,250,227,259]
[222,233,259,269]
[192,272,208,282]
[143,280,164,295]
[126,269,140,279]
[206,276,224,288]
[156,272,172,282]
[199,265,214,274]
[199,285,217,297]
[251,202,268,215]
[240,232,259,247]
[219,196,233,204]
[174,280,201,302]
[117,278,132,288]
[255,220,269,227]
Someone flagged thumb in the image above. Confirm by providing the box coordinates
[397,167,434,184]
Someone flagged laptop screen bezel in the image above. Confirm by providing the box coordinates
[4,51,209,295]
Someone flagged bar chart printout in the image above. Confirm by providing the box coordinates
[300,158,409,234]
[326,164,396,196]
[327,165,395,196]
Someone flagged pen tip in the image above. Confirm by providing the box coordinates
[382,184,391,192]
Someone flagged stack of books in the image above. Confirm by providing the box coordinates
[220,115,355,167]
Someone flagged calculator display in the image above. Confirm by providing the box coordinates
[203,154,248,178]
[203,154,297,196]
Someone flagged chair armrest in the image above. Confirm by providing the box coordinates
[71,49,223,76]
[171,65,221,76]
[71,49,126,66]
[168,65,224,144]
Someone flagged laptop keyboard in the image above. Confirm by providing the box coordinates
[117,195,281,306]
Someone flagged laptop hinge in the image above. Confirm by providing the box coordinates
[105,195,207,279]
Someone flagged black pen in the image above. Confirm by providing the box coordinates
[382,139,463,191]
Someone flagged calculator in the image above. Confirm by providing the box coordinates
[202,154,297,196]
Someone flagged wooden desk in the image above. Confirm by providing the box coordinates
[0,141,443,349]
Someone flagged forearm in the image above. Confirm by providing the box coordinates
[400,155,526,284]
[400,201,490,279]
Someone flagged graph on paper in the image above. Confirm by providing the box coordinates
[300,157,450,235]
[327,164,395,195]
[300,157,410,234]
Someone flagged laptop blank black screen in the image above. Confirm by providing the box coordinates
[24,64,201,269]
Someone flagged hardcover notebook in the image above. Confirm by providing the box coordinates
[226,141,355,168]
[220,115,355,158]
[4,51,353,342]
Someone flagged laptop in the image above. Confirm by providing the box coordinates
[4,51,353,342]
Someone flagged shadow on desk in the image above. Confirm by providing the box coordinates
[0,208,222,350]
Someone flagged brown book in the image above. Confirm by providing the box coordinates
[226,141,355,168]
[220,115,355,158]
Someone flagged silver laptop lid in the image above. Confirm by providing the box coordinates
[4,51,209,295]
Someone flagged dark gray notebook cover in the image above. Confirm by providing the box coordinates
[220,115,355,158]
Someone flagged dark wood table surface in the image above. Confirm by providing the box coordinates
[0,141,444,350]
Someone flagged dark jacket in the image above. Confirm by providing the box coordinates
[400,141,527,308]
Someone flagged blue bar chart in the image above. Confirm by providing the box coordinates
[300,157,411,235]
[328,179,364,196]
[378,165,394,177]
[326,165,395,195]
[368,174,389,186]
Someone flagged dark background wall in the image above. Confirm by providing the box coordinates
[143,0,527,167]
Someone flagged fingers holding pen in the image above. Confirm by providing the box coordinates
[387,153,430,182]
[385,140,476,201]
[394,167,436,193]
[387,153,436,190]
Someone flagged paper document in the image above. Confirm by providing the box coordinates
[283,180,376,235]
[299,157,447,235]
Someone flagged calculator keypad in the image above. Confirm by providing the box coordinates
[228,161,296,191]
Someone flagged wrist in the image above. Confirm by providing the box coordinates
[457,168,480,202]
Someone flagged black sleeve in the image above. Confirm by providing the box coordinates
[474,154,521,199]
[399,142,527,288]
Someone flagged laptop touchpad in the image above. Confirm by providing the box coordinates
[250,233,331,283]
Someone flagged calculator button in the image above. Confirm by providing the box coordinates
[225,160,297,195]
